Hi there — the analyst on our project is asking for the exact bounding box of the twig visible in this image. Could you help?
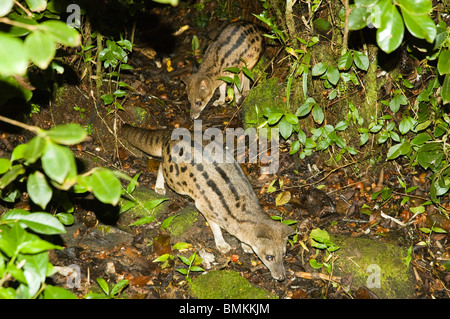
[0,115,42,135]
[295,271,341,283]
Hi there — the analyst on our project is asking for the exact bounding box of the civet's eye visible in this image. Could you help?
[196,101,202,107]
[266,255,274,261]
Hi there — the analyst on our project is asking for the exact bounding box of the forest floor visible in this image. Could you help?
[1,2,449,299]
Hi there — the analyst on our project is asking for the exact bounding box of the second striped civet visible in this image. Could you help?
[121,124,295,281]
[183,21,263,119]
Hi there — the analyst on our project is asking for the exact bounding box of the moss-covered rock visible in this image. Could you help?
[167,205,199,237]
[191,270,277,299]
[118,186,169,226]
[242,77,285,130]
[334,236,415,299]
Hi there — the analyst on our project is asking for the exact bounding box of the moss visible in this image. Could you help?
[242,77,285,130]
[118,186,169,226]
[191,270,278,299]
[167,205,199,237]
[131,106,148,124]
[333,236,415,299]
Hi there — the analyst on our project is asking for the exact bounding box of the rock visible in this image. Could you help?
[333,236,415,299]
[191,270,277,299]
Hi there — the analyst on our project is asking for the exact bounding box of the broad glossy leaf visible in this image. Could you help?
[41,142,71,184]
[89,169,122,205]
[397,0,432,15]
[400,8,436,43]
[312,104,324,124]
[27,171,52,209]
[376,1,404,53]
[25,0,47,12]
[279,117,293,139]
[47,123,87,145]
[24,30,56,69]
[0,0,13,17]
[387,141,411,159]
[2,209,66,235]
[24,136,47,164]
[0,158,11,174]
[442,74,450,104]
[353,51,369,71]
[338,51,353,70]
[0,164,25,190]
[438,50,450,75]
[43,285,78,299]
[40,20,80,46]
[0,33,28,75]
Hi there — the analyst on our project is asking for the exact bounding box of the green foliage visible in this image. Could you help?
[0,0,81,105]
[0,122,127,299]
[85,278,129,299]
[348,0,436,53]
[153,242,204,282]
[309,229,340,273]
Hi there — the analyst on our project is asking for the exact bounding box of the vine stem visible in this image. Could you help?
[0,115,42,135]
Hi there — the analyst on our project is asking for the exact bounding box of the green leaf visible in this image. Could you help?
[25,0,47,12]
[312,62,327,76]
[353,51,369,71]
[24,30,56,69]
[348,5,370,30]
[0,164,25,189]
[27,171,52,209]
[312,104,324,124]
[267,112,284,125]
[89,169,122,205]
[400,7,436,43]
[56,212,74,226]
[2,209,66,235]
[437,49,450,74]
[11,144,27,162]
[0,33,28,75]
[190,266,205,272]
[376,0,404,53]
[173,242,192,250]
[389,93,408,112]
[0,158,11,174]
[129,216,156,226]
[0,0,14,17]
[309,259,323,269]
[442,74,450,104]
[296,97,316,117]
[43,285,77,299]
[285,113,299,125]
[41,142,72,184]
[24,136,47,164]
[101,94,114,105]
[176,268,188,275]
[338,51,353,70]
[153,253,170,263]
[96,278,109,295]
[19,238,61,254]
[110,280,129,296]
[399,116,416,134]
[40,20,80,46]
[179,255,191,266]
[326,65,340,85]
[387,141,411,160]
[279,117,293,139]
[47,123,87,145]
[411,133,431,145]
